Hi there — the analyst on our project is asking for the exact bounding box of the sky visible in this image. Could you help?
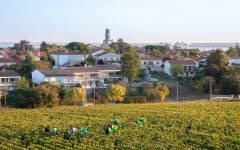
[0,0,240,43]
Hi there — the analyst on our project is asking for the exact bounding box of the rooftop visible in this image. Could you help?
[0,57,18,63]
[141,56,162,60]
[37,64,121,76]
[168,59,196,65]
[0,70,20,77]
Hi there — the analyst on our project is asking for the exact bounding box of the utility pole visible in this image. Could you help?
[93,87,96,105]
[209,77,212,101]
[84,77,87,102]
[176,81,179,102]
[4,82,6,107]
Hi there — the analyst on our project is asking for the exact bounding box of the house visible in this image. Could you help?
[228,57,240,66]
[51,49,104,67]
[94,52,121,63]
[33,51,48,61]
[163,59,199,77]
[0,57,17,66]
[32,64,122,88]
[0,70,21,91]
[141,56,163,71]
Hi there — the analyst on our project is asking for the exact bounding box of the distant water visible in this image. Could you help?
[0,42,232,51]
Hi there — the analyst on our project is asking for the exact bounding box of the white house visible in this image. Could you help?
[228,57,240,66]
[51,51,86,67]
[141,56,163,71]
[32,64,122,88]
[32,51,48,61]
[0,70,21,91]
[95,52,121,63]
[51,50,105,67]
[163,59,199,77]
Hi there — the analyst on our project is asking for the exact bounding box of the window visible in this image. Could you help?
[144,62,147,65]
[149,61,153,66]
[184,66,187,72]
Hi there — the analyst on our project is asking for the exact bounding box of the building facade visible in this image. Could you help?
[163,59,199,77]
[95,52,121,63]
[141,56,163,71]
[32,65,122,88]
[0,70,21,91]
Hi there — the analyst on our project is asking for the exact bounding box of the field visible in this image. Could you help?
[0,102,239,149]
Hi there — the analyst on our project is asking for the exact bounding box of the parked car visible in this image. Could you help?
[149,78,159,82]
[97,83,108,89]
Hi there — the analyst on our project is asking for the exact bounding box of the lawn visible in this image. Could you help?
[0,102,239,149]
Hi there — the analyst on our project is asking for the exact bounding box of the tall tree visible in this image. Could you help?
[65,42,90,53]
[40,41,49,52]
[206,49,228,82]
[110,38,131,54]
[19,52,37,79]
[121,48,141,85]
[12,40,33,55]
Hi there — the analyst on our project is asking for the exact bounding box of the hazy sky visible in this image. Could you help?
[0,0,240,43]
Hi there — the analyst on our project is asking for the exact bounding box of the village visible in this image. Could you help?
[0,29,239,106]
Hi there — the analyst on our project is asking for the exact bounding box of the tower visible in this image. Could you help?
[102,29,112,48]
[105,29,110,41]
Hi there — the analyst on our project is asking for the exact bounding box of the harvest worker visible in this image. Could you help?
[52,128,60,135]
[136,118,145,127]
[80,128,88,135]
[63,131,70,140]
[104,124,118,135]
[113,118,120,125]
[69,127,78,135]
[45,126,50,132]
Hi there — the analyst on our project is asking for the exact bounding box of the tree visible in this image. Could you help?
[12,40,33,55]
[145,82,170,102]
[19,52,36,79]
[29,85,59,108]
[110,39,131,54]
[220,67,240,94]
[171,64,183,77]
[121,48,141,85]
[84,55,95,65]
[64,87,86,103]
[65,42,90,53]
[206,49,228,82]
[40,41,49,52]
[226,47,238,57]
[14,77,29,90]
[105,84,126,103]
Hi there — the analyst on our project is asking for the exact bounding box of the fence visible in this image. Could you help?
[211,95,234,100]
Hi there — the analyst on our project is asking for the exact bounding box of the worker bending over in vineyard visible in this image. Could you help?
[45,126,50,133]
[69,127,78,135]
[52,127,60,135]
[136,118,145,127]
[104,123,118,135]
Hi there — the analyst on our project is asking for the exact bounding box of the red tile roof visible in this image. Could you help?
[33,51,48,58]
[141,56,162,60]
[168,59,196,65]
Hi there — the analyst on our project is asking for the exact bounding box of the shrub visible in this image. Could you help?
[124,96,146,104]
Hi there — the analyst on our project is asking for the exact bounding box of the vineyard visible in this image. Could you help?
[0,102,240,149]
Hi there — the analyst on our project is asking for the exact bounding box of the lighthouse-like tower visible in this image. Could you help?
[102,29,113,48]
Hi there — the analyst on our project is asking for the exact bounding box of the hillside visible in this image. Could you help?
[0,102,239,149]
